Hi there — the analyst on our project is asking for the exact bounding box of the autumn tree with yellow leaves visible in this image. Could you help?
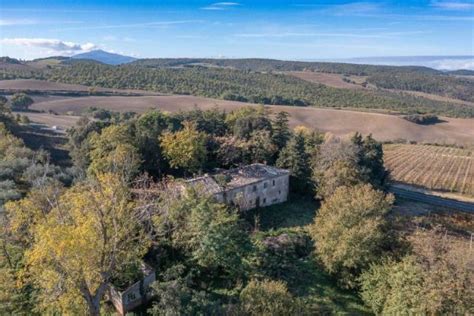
[160,121,207,174]
[19,173,150,315]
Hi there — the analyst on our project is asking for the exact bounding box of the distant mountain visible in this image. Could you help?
[71,50,136,65]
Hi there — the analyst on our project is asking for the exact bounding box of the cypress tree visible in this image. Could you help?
[276,131,311,192]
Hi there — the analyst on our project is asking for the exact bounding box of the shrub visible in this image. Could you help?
[149,265,221,316]
[403,114,440,125]
[10,93,34,111]
[239,279,300,316]
[252,230,312,281]
[19,115,30,124]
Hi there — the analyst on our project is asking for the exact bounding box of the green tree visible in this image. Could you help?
[88,124,141,180]
[276,131,311,192]
[309,184,394,288]
[315,159,365,199]
[160,121,207,173]
[312,134,388,199]
[134,110,171,176]
[247,130,277,164]
[0,95,8,113]
[176,107,227,136]
[67,117,107,173]
[293,125,324,152]
[215,136,247,168]
[0,123,34,206]
[272,111,290,151]
[360,229,474,315]
[153,188,252,280]
[19,115,30,124]
[351,133,388,190]
[239,279,300,316]
[359,256,425,315]
[225,106,265,130]
[149,264,220,316]
[187,193,251,279]
[10,93,34,111]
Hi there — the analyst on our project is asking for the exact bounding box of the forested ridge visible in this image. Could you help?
[131,57,441,75]
[367,71,474,102]
[1,57,473,117]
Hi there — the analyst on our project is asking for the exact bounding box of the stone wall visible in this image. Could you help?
[108,267,156,315]
[222,174,289,211]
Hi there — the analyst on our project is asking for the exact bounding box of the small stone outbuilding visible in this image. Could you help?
[108,263,155,315]
[184,163,290,211]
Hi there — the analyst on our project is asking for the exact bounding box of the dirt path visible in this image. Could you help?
[390,184,474,213]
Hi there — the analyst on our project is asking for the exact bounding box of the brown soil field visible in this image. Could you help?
[26,94,474,146]
[287,71,365,89]
[17,112,82,130]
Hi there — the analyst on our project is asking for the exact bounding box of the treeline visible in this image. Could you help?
[131,57,439,76]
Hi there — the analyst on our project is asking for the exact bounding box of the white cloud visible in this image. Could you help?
[323,2,382,15]
[431,58,474,70]
[1,38,98,55]
[0,19,83,26]
[102,35,136,42]
[234,31,427,39]
[58,20,203,31]
[103,35,117,41]
[201,2,240,10]
[431,1,474,10]
[0,19,37,26]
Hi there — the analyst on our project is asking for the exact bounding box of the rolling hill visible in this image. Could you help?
[1,57,473,118]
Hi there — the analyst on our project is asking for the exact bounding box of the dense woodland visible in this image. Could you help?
[1,94,472,315]
[1,57,473,118]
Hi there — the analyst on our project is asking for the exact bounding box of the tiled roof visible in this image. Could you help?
[184,163,288,193]
[185,175,223,195]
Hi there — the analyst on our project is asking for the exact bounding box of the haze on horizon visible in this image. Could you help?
[1,0,473,69]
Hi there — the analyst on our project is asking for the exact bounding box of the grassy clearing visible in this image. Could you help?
[291,260,372,315]
[246,194,371,315]
[245,193,318,231]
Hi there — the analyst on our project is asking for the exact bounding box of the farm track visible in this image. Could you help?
[390,186,474,213]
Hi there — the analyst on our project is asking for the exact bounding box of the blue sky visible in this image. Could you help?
[0,0,473,60]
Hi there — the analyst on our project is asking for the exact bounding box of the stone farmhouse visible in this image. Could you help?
[108,164,289,314]
[183,163,290,211]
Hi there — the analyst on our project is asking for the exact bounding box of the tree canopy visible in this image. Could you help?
[309,184,394,288]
